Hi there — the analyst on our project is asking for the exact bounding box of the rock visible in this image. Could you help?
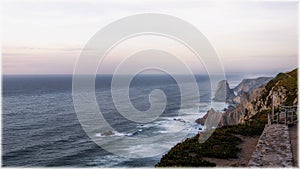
[248,124,293,167]
[174,118,186,123]
[102,130,113,136]
[195,108,223,128]
[213,80,235,103]
[233,77,272,96]
[216,68,297,126]
[195,112,208,125]
[210,77,272,126]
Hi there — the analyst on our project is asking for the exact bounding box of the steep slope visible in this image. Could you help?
[232,77,272,104]
[198,68,298,126]
[213,80,235,103]
[225,68,298,125]
[234,77,272,96]
[213,77,272,104]
[157,68,298,167]
[242,68,298,121]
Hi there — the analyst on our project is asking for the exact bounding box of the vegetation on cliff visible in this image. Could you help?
[156,68,298,167]
[156,109,269,167]
[247,68,298,120]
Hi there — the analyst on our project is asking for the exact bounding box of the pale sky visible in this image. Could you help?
[2,0,298,74]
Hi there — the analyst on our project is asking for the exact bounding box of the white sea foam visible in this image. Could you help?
[96,102,209,160]
[95,131,133,137]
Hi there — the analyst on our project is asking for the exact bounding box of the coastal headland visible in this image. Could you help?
[156,68,298,167]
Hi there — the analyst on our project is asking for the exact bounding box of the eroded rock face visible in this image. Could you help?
[196,68,298,127]
[213,77,272,105]
[243,69,298,121]
[198,84,266,127]
[195,112,208,125]
[231,77,272,105]
[213,80,235,103]
[195,108,224,127]
[233,77,272,96]
[206,78,272,126]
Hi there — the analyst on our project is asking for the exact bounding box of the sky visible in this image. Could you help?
[2,0,299,75]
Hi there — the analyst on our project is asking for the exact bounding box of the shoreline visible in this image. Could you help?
[156,68,298,167]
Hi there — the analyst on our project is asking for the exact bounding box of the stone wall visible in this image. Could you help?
[248,124,293,167]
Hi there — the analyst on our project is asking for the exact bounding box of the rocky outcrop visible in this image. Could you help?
[213,80,235,103]
[199,77,272,126]
[241,68,298,122]
[232,77,272,104]
[195,108,224,128]
[195,112,208,125]
[213,77,272,104]
[198,84,267,127]
[196,108,242,127]
[234,77,272,96]
[197,68,298,127]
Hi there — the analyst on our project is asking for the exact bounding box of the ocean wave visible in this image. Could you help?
[95,131,133,137]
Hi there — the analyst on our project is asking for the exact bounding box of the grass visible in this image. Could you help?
[222,109,269,136]
[258,68,297,106]
[155,109,269,167]
[155,130,241,167]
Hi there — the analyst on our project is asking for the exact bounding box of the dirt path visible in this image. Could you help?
[288,124,298,167]
[203,135,259,167]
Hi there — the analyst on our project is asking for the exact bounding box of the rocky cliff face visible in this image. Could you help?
[234,77,272,96]
[213,77,272,104]
[241,68,298,122]
[232,77,272,104]
[197,68,298,127]
[213,80,235,103]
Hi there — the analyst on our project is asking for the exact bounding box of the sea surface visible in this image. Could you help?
[2,73,271,167]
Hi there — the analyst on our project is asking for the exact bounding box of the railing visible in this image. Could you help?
[268,105,298,125]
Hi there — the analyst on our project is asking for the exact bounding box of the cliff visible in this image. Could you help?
[213,77,272,104]
[198,68,298,126]
[233,77,272,96]
[157,68,298,167]
[242,68,298,121]
[213,80,235,103]
[232,77,272,104]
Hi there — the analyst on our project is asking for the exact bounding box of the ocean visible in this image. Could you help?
[2,73,265,167]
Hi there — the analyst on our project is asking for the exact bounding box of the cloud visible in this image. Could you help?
[2,1,298,74]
